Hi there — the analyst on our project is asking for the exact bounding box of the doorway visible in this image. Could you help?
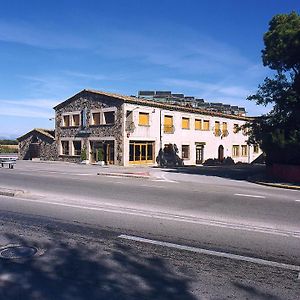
[196,144,204,164]
[218,145,224,162]
[29,143,40,159]
[90,141,115,164]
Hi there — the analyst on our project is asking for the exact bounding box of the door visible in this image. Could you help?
[218,145,224,162]
[196,145,204,164]
[29,143,40,159]
[129,141,155,164]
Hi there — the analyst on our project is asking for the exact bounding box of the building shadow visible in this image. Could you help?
[232,281,281,300]
[158,164,266,181]
[0,231,197,300]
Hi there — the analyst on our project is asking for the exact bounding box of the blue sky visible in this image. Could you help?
[0,0,299,138]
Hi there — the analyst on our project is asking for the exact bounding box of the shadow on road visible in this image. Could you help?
[232,282,281,300]
[160,164,266,181]
[0,232,196,300]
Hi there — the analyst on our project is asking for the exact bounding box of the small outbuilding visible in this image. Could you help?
[17,128,57,160]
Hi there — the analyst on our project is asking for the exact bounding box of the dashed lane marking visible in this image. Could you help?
[234,193,266,199]
[118,234,300,274]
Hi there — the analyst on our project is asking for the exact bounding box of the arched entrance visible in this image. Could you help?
[218,145,224,162]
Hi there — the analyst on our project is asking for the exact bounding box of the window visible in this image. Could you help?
[203,120,210,131]
[61,141,69,155]
[233,124,239,133]
[92,112,101,125]
[222,122,228,136]
[129,141,154,163]
[214,121,221,136]
[164,115,174,133]
[195,119,202,130]
[73,141,81,156]
[63,115,70,127]
[182,145,190,159]
[253,144,259,153]
[182,117,190,129]
[241,145,248,156]
[232,145,239,157]
[138,112,149,126]
[103,111,115,124]
[72,114,80,126]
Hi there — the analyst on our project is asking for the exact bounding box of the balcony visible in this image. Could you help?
[214,129,222,137]
[125,121,135,133]
[163,125,175,134]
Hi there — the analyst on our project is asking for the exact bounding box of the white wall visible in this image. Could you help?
[123,103,261,166]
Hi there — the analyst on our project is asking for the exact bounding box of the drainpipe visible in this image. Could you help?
[159,109,162,149]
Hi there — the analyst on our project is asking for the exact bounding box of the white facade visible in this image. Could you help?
[122,103,261,166]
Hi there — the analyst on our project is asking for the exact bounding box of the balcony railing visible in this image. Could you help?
[222,129,229,137]
[214,129,222,137]
[125,121,135,133]
[163,125,175,134]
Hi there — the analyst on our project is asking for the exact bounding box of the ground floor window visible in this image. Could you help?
[61,141,69,155]
[181,145,190,159]
[241,145,248,156]
[129,141,154,163]
[232,145,239,157]
[73,141,81,156]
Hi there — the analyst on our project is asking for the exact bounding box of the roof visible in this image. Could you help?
[54,89,251,121]
[17,128,55,141]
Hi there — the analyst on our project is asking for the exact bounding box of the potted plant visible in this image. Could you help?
[97,147,105,166]
[80,146,88,164]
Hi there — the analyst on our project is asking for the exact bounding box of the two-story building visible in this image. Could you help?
[18,89,261,165]
[54,89,261,165]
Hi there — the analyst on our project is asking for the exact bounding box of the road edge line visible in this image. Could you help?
[118,234,300,272]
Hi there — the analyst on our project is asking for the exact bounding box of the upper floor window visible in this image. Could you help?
[233,124,239,133]
[164,115,174,133]
[103,111,115,125]
[182,117,190,129]
[253,144,259,153]
[195,119,202,130]
[63,115,70,127]
[138,112,149,126]
[72,114,80,126]
[214,121,221,136]
[203,120,210,131]
[222,122,228,136]
[92,112,101,125]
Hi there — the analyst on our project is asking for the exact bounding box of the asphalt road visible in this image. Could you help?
[0,161,300,299]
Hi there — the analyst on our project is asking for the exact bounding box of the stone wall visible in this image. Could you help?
[55,91,124,165]
[18,132,58,161]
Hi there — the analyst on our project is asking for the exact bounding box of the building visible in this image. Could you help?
[18,89,261,165]
[18,128,57,160]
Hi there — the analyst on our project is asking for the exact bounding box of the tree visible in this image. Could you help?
[247,11,300,165]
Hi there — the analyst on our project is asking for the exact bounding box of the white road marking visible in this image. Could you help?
[234,193,266,199]
[152,174,177,183]
[3,195,300,239]
[105,175,124,179]
[295,200,300,202]
[119,234,300,272]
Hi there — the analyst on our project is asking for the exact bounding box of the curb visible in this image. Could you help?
[97,172,150,179]
[0,188,24,197]
[252,181,300,190]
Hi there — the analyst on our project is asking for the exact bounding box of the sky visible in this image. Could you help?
[0,0,299,138]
